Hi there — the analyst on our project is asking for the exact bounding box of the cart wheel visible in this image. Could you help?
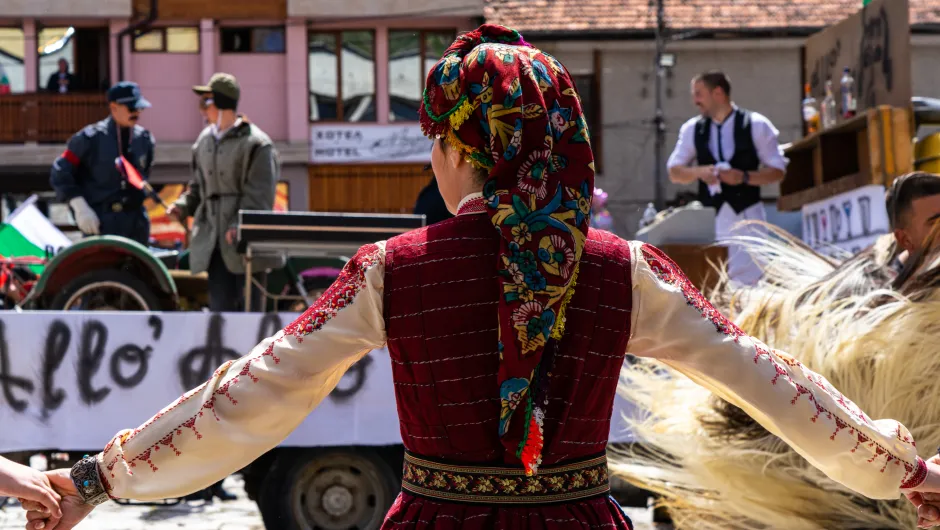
[279,276,335,312]
[50,269,162,311]
[257,449,398,530]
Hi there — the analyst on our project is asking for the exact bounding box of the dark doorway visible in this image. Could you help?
[73,27,110,91]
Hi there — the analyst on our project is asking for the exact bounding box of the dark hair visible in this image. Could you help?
[886,172,940,229]
[693,71,732,97]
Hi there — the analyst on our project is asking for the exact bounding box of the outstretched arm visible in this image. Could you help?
[70,243,387,505]
[626,241,927,500]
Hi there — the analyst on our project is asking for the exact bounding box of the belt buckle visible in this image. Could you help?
[111,203,123,213]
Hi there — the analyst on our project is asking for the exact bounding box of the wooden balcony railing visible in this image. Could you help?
[0,93,109,144]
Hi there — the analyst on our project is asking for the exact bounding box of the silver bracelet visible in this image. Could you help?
[70,455,111,506]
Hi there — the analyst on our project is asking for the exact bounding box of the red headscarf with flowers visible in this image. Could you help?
[420,25,595,475]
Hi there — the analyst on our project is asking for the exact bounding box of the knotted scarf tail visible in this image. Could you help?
[518,391,545,476]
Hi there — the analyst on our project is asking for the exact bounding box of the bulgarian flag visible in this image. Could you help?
[0,195,72,274]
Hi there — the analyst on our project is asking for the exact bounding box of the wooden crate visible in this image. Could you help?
[777,105,913,212]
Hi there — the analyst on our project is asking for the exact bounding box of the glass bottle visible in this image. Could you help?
[821,80,837,129]
[840,67,856,119]
[802,83,820,134]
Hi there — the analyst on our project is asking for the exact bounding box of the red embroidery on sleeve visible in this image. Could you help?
[99,471,113,497]
[639,243,920,484]
[640,244,746,341]
[901,457,928,489]
[158,433,181,456]
[284,245,381,339]
[105,244,382,478]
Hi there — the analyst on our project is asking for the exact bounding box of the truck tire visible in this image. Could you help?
[50,269,162,311]
[257,448,399,530]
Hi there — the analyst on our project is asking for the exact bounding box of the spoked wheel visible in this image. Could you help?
[63,281,150,310]
[258,449,399,530]
[50,270,162,311]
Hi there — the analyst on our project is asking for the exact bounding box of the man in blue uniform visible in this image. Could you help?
[50,81,156,246]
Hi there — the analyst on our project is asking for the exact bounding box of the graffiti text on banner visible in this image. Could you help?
[0,312,639,452]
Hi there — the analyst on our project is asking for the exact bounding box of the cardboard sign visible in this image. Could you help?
[804,0,911,123]
[801,184,890,256]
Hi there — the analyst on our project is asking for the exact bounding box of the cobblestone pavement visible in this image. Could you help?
[0,477,669,530]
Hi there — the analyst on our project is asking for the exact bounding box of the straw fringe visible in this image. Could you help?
[612,222,940,530]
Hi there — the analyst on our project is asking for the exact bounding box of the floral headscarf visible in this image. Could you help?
[420,24,595,475]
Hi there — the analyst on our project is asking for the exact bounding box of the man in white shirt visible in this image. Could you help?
[667,70,788,284]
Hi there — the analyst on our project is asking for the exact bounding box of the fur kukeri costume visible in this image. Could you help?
[612,222,940,530]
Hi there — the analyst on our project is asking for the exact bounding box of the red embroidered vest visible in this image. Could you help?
[384,212,633,466]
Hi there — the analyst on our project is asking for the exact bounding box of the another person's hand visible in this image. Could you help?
[907,491,940,528]
[906,456,940,528]
[165,204,182,223]
[68,197,99,236]
[718,168,745,186]
[0,458,60,520]
[226,227,237,245]
[23,469,93,530]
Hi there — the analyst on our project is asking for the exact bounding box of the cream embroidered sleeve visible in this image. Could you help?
[625,241,926,500]
[89,242,388,501]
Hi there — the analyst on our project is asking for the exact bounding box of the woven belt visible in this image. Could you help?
[402,452,610,505]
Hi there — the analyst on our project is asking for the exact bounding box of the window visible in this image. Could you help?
[388,30,454,122]
[308,31,376,122]
[0,28,26,94]
[38,27,74,92]
[221,26,285,54]
[572,72,602,172]
[133,27,200,53]
[133,30,163,52]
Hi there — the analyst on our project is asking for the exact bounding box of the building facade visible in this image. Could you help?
[1,0,938,238]
[0,0,482,225]
[488,0,940,235]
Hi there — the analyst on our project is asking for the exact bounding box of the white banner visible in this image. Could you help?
[0,312,638,453]
[801,185,890,256]
[310,124,432,164]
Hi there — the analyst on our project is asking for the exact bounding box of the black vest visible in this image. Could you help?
[694,108,761,214]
